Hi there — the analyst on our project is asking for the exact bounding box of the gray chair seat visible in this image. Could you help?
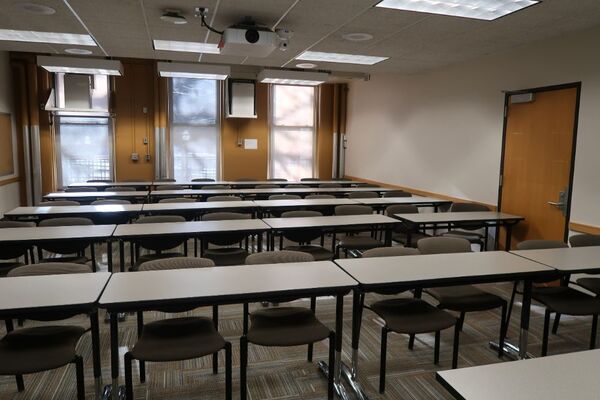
[0,325,86,374]
[40,256,88,265]
[441,230,484,242]
[247,307,330,347]
[392,232,430,248]
[533,288,600,316]
[203,248,249,266]
[426,285,505,312]
[576,278,600,295]
[132,252,184,270]
[338,236,382,250]
[283,245,334,261]
[370,298,457,334]
[0,262,24,277]
[131,317,225,362]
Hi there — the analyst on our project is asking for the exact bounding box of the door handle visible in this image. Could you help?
[547,201,565,207]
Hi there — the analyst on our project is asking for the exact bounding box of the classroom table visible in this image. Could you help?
[262,214,398,253]
[511,246,600,274]
[98,261,357,400]
[436,348,600,400]
[254,198,359,217]
[43,191,150,204]
[68,181,153,191]
[355,196,452,212]
[0,224,116,271]
[394,211,524,250]
[335,251,556,400]
[178,180,357,188]
[4,204,143,221]
[0,272,112,393]
[112,219,270,271]
[141,200,258,217]
[149,187,396,201]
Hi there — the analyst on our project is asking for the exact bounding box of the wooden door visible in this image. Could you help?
[499,84,580,247]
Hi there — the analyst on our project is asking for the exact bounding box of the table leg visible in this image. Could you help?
[102,312,121,400]
[384,225,392,247]
[119,240,125,273]
[107,240,113,273]
[505,224,514,251]
[257,231,263,252]
[90,311,102,394]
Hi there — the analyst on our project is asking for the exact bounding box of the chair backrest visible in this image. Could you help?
[281,210,322,218]
[87,179,113,183]
[245,250,314,265]
[569,234,600,247]
[305,194,335,199]
[104,186,136,192]
[255,184,280,189]
[0,221,35,260]
[285,184,309,188]
[202,212,251,245]
[38,200,81,206]
[417,237,472,254]
[8,262,92,276]
[155,178,176,182]
[269,194,301,200]
[267,178,287,182]
[280,210,323,243]
[134,215,187,251]
[156,185,184,191]
[91,199,131,205]
[385,204,419,233]
[335,204,373,216]
[138,256,215,271]
[355,183,379,188]
[319,183,341,188]
[191,178,215,182]
[347,191,379,199]
[38,217,94,254]
[516,240,568,250]
[202,185,230,190]
[64,187,97,192]
[383,190,412,198]
[158,197,196,203]
[362,246,420,257]
[206,195,242,202]
[300,178,320,182]
[450,202,490,212]
[39,217,93,227]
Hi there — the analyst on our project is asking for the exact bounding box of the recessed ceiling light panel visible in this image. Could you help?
[38,56,123,76]
[153,39,220,54]
[376,0,540,21]
[258,70,329,86]
[296,51,388,65]
[296,63,317,69]
[157,62,230,80]
[65,48,93,55]
[342,33,373,42]
[0,29,96,45]
[13,2,56,15]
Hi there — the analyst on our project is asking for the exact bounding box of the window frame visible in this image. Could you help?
[268,84,318,180]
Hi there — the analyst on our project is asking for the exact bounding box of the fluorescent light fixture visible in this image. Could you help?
[153,39,220,54]
[376,0,539,21]
[296,51,388,65]
[0,29,96,46]
[37,56,123,76]
[157,62,230,80]
[258,69,329,86]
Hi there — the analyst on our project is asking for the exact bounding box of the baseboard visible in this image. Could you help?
[569,222,600,235]
[0,176,19,187]
[344,175,497,210]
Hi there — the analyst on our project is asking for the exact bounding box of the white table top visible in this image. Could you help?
[44,191,149,199]
[180,180,356,187]
[113,219,270,238]
[142,201,257,212]
[263,214,398,229]
[99,261,357,309]
[150,187,394,196]
[437,349,600,400]
[356,196,451,206]
[394,211,524,224]
[511,246,600,273]
[336,251,554,289]
[6,204,143,216]
[0,272,111,315]
[254,198,359,208]
[0,224,116,242]
[69,181,152,188]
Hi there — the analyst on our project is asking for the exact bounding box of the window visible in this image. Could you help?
[170,78,220,181]
[54,73,113,186]
[270,85,316,181]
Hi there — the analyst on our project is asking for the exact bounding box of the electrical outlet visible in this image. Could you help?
[143,137,148,144]
[142,107,148,114]
[145,154,151,161]
[131,152,139,161]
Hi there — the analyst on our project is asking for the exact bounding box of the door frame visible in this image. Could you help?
[497,81,582,242]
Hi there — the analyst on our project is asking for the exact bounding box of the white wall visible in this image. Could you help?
[0,50,20,216]
[346,25,600,228]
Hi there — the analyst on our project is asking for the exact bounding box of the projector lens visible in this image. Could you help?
[245,29,259,43]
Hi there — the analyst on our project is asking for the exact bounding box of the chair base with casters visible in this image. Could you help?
[335,236,383,258]
[124,317,232,399]
[369,298,460,393]
[240,307,336,400]
[533,287,600,356]
[0,325,86,400]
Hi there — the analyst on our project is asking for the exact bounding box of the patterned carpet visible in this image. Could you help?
[0,242,596,400]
